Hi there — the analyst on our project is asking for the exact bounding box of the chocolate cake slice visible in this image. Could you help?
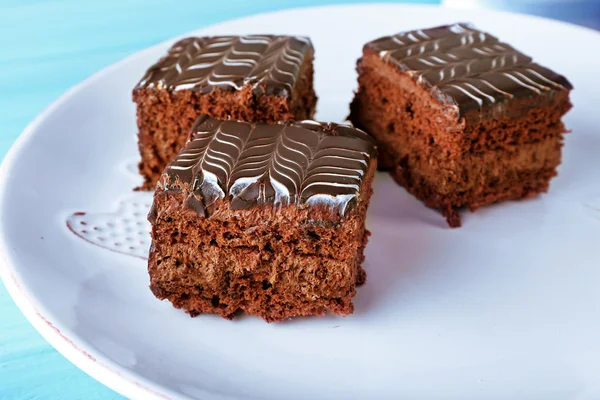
[349,23,572,227]
[133,35,317,189]
[148,116,377,322]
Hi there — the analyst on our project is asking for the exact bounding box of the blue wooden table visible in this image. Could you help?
[0,1,595,398]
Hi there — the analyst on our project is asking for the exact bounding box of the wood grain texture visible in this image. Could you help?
[0,0,436,398]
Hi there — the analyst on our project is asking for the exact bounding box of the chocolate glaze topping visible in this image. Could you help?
[159,116,376,217]
[366,23,573,116]
[136,35,312,97]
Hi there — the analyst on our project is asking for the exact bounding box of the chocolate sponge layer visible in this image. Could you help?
[148,161,375,322]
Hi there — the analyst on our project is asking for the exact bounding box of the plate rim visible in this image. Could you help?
[1,4,598,399]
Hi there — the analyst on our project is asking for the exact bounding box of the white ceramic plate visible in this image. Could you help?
[2,4,600,399]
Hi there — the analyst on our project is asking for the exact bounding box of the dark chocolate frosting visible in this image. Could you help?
[160,116,376,216]
[365,23,573,116]
[136,35,312,97]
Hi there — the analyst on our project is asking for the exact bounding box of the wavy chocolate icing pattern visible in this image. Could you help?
[243,36,309,95]
[136,35,311,97]
[366,23,572,115]
[161,116,376,216]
